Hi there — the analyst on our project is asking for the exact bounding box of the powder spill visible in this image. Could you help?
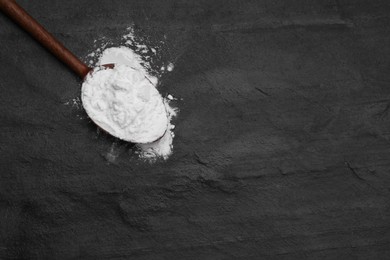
[167,63,175,72]
[137,101,178,160]
[84,31,178,161]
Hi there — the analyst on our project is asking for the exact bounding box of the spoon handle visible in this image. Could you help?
[0,0,90,78]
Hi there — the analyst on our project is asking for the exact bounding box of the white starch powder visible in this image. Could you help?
[81,65,168,144]
[83,45,177,160]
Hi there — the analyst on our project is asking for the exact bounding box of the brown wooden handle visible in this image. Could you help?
[0,0,91,78]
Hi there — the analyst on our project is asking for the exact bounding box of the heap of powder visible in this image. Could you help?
[86,44,178,161]
[81,65,168,144]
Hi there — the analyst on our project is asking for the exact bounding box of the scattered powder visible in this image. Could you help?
[123,27,136,42]
[64,96,82,109]
[167,63,175,72]
[81,65,168,144]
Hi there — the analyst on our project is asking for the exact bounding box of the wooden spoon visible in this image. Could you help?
[0,0,111,78]
[0,0,168,144]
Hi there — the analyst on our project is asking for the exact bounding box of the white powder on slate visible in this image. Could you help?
[167,63,175,72]
[83,43,178,160]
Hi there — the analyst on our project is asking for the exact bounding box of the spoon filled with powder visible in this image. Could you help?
[0,0,168,143]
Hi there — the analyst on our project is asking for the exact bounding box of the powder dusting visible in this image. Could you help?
[84,28,177,161]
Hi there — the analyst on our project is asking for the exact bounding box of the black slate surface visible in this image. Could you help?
[1,0,390,259]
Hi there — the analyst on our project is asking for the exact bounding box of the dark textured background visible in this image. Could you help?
[1,0,390,259]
